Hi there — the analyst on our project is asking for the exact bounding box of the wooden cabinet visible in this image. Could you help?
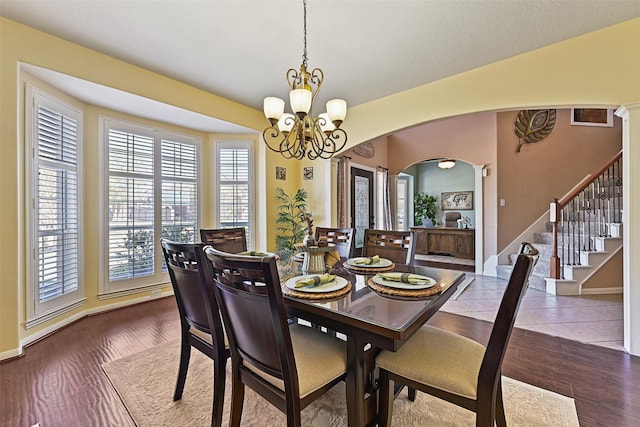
[411,227,475,259]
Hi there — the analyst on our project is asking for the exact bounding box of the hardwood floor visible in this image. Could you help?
[2,297,639,426]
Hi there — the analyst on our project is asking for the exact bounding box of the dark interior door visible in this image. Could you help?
[351,167,374,248]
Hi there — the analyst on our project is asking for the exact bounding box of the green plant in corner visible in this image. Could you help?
[414,192,438,226]
[275,187,312,251]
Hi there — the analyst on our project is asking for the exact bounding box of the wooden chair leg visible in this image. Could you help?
[229,373,245,427]
[173,336,191,401]
[285,401,303,427]
[495,378,507,427]
[211,357,227,427]
[408,387,417,401]
[378,369,394,427]
[475,394,495,427]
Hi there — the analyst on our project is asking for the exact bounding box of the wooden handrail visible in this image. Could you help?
[557,150,622,208]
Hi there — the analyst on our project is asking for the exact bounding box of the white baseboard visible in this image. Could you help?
[581,287,623,295]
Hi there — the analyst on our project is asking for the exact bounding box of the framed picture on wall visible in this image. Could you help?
[441,191,473,210]
[570,108,613,127]
[303,166,313,180]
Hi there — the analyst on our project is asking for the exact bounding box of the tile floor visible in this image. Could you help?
[440,273,625,352]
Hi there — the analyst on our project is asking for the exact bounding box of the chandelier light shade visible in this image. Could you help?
[438,159,456,169]
[262,0,347,160]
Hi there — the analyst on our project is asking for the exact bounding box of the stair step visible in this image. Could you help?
[496,264,546,292]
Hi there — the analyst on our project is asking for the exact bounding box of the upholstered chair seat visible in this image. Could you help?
[244,324,347,399]
[376,325,485,399]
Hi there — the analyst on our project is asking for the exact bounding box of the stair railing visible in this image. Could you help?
[550,150,623,279]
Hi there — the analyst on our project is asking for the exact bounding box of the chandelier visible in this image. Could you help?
[438,159,456,169]
[262,0,347,160]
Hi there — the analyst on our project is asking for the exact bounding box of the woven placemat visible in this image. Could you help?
[342,263,396,273]
[367,278,442,298]
[282,281,352,300]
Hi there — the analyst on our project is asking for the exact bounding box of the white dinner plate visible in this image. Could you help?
[345,257,393,268]
[372,274,437,290]
[285,275,348,293]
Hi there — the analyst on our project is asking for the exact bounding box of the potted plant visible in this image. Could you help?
[414,192,438,227]
[275,187,312,251]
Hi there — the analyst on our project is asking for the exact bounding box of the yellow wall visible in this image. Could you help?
[2,16,640,356]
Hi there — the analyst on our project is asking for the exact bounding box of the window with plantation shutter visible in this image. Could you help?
[103,118,199,294]
[215,141,254,247]
[26,86,83,323]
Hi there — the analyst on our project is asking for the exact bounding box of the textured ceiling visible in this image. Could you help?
[3,0,640,132]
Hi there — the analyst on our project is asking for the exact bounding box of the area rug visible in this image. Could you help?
[102,340,579,427]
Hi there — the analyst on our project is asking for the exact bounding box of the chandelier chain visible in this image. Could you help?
[302,0,308,67]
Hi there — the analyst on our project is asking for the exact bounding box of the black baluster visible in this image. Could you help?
[587,183,593,251]
[560,208,565,279]
[607,166,612,236]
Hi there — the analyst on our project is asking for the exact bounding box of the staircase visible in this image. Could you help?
[496,150,623,295]
[496,221,623,294]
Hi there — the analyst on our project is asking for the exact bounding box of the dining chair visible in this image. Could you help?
[200,227,247,253]
[315,227,355,259]
[361,228,416,265]
[203,246,348,427]
[160,239,229,427]
[375,242,539,427]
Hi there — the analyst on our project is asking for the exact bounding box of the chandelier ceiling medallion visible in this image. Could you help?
[438,159,456,169]
[262,0,347,160]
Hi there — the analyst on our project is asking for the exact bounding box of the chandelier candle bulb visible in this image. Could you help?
[318,113,335,133]
[290,88,312,116]
[278,114,295,134]
[326,99,347,125]
[264,97,285,124]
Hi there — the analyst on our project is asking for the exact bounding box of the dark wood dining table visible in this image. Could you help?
[280,260,466,427]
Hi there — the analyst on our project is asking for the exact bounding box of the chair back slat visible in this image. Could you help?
[362,229,416,264]
[200,227,247,254]
[315,227,355,259]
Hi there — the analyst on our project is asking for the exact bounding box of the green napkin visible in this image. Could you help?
[354,255,381,265]
[238,251,269,256]
[377,272,433,285]
[295,273,336,288]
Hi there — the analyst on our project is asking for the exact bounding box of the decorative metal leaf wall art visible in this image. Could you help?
[352,142,375,158]
[514,109,556,152]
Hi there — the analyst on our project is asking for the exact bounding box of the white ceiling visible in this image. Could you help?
[3,0,640,133]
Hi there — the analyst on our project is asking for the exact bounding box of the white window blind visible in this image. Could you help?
[107,129,155,281]
[104,119,199,292]
[215,141,253,246]
[161,139,198,242]
[28,87,83,322]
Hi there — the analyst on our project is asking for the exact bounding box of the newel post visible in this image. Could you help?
[550,199,561,279]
